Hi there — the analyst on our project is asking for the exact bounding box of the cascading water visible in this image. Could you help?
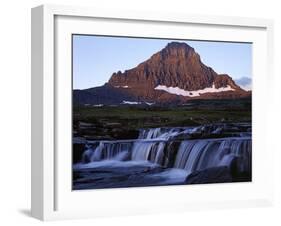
[81,141,133,163]
[74,124,252,189]
[173,138,251,175]
[78,124,251,183]
[131,141,166,164]
[138,127,191,140]
[138,128,162,139]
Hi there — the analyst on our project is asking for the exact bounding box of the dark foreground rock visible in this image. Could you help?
[185,166,233,184]
[73,164,169,190]
[229,156,252,182]
[73,143,86,163]
[185,160,251,185]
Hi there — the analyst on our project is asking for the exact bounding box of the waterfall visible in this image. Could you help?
[173,138,251,175]
[131,142,157,161]
[80,125,251,177]
[75,123,252,189]
[83,140,167,164]
[131,141,166,164]
[81,141,133,163]
[138,127,188,140]
[138,128,162,139]
[81,137,251,172]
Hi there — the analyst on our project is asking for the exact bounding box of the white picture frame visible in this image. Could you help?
[31,4,274,221]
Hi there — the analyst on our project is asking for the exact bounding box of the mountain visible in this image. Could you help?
[74,42,251,106]
[235,77,252,91]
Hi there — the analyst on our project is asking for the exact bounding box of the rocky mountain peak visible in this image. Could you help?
[149,42,199,64]
[108,41,223,91]
[75,41,249,106]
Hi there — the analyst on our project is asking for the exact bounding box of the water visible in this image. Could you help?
[74,124,252,189]
[173,138,251,175]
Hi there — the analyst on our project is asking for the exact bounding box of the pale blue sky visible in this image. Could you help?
[73,35,252,90]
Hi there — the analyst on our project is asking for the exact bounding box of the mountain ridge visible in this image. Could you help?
[74,42,250,106]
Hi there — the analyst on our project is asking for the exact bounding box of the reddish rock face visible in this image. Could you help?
[74,42,251,105]
[109,42,242,89]
[107,42,247,102]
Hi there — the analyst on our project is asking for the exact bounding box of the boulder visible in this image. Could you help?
[185,166,233,184]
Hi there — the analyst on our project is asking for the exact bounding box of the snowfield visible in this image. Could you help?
[154,83,235,97]
[122,101,155,105]
[122,101,141,105]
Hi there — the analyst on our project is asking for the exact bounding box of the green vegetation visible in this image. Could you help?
[74,106,251,127]
[73,98,251,140]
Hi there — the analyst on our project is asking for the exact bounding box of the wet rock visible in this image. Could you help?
[111,129,139,140]
[185,166,233,184]
[84,135,113,140]
[187,123,252,139]
[211,126,223,135]
[185,155,251,185]
[229,156,251,182]
[173,133,191,140]
[73,137,87,144]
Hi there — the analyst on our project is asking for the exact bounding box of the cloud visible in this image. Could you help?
[235,77,252,91]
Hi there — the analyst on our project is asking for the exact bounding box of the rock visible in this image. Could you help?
[173,133,191,140]
[211,126,223,134]
[185,155,251,185]
[109,42,241,92]
[79,121,96,129]
[73,143,86,163]
[83,135,113,140]
[73,136,87,144]
[105,122,122,128]
[111,129,139,140]
[185,166,233,184]
[229,156,251,182]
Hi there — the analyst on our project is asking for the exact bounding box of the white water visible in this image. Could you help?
[173,138,251,175]
[82,141,132,163]
[131,141,166,164]
[138,127,192,140]
[79,125,251,177]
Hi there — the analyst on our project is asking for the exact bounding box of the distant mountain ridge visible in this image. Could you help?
[74,42,251,106]
[235,77,252,91]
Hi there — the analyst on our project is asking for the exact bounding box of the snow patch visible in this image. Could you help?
[122,101,155,105]
[115,85,129,88]
[122,101,141,105]
[154,83,235,97]
[93,104,103,107]
[122,101,154,105]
